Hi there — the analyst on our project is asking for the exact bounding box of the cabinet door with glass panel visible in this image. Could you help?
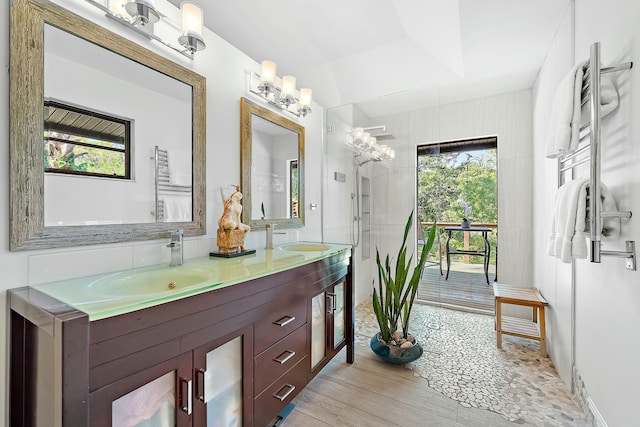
[90,326,252,427]
[192,326,254,427]
[310,279,347,377]
[90,353,193,427]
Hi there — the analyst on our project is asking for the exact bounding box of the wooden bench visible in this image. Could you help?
[493,283,549,357]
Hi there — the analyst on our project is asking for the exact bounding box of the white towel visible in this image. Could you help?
[545,61,620,159]
[161,194,191,222]
[167,149,192,186]
[548,179,621,263]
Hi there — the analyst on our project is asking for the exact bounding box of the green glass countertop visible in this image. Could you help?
[32,242,351,321]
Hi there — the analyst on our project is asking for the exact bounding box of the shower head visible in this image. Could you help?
[363,125,395,141]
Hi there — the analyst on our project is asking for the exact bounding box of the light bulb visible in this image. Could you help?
[281,75,296,98]
[260,60,276,86]
[299,88,312,107]
[181,2,203,37]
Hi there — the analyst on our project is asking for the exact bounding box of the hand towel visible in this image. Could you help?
[548,179,621,263]
[545,62,620,159]
[548,178,589,262]
[166,149,192,186]
[161,194,191,222]
[545,61,586,159]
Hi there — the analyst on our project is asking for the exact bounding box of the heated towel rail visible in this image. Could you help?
[557,42,635,270]
[153,145,192,222]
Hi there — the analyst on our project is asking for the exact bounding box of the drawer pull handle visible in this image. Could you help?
[179,377,192,415]
[273,315,295,327]
[273,383,296,401]
[327,293,336,312]
[273,350,296,364]
[196,368,205,402]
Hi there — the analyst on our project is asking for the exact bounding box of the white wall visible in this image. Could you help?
[368,90,534,306]
[1,0,323,423]
[532,3,575,387]
[533,0,640,424]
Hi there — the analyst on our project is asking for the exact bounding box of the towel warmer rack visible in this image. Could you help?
[152,145,192,222]
[557,42,635,270]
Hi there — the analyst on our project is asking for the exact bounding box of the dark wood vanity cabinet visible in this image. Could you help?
[9,250,353,427]
[310,279,348,379]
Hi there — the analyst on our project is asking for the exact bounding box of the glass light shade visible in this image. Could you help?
[260,60,277,86]
[352,127,364,140]
[181,1,203,37]
[281,75,296,98]
[108,0,128,17]
[299,88,312,107]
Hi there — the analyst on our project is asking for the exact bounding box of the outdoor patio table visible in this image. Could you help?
[444,226,492,285]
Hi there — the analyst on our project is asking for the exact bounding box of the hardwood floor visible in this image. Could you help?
[281,343,535,427]
[418,264,496,314]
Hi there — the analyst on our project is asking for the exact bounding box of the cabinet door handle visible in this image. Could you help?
[195,368,205,402]
[273,350,296,365]
[273,383,296,402]
[273,315,295,327]
[327,293,336,312]
[179,377,192,415]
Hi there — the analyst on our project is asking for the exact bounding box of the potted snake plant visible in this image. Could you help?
[371,211,436,364]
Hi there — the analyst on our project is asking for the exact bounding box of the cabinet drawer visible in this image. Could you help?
[254,325,307,394]
[254,357,307,427]
[254,299,307,354]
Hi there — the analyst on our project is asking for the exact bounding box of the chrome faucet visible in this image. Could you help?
[265,224,285,249]
[167,229,184,266]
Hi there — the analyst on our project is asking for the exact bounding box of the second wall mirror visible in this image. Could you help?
[240,97,305,229]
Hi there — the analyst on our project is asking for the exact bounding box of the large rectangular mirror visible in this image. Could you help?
[240,98,305,229]
[10,0,206,250]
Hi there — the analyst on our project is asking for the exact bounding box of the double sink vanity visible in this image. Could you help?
[10,243,354,426]
[8,0,348,426]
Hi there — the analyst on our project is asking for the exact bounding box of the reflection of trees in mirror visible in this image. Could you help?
[45,132,127,177]
[417,149,497,264]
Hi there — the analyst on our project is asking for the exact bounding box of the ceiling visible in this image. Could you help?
[179,0,570,118]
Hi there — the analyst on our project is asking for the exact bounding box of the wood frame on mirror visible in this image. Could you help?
[9,0,206,251]
[240,97,305,230]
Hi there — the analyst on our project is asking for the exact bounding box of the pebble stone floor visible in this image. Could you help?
[355,301,590,426]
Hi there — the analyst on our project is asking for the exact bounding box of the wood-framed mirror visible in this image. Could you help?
[10,0,206,251]
[240,97,305,230]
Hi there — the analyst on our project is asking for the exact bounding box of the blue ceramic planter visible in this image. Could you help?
[370,332,423,364]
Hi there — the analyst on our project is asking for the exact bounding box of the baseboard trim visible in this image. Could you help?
[572,366,606,427]
[587,397,608,427]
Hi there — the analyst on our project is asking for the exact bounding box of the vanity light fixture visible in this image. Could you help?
[257,60,277,96]
[250,60,313,117]
[124,0,159,26]
[298,88,313,117]
[178,1,206,54]
[280,75,297,108]
[347,127,395,163]
[86,0,206,59]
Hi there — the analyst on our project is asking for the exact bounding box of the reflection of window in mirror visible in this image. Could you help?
[288,159,298,218]
[44,99,131,179]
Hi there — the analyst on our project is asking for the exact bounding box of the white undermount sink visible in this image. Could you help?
[280,243,333,252]
[87,266,210,297]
